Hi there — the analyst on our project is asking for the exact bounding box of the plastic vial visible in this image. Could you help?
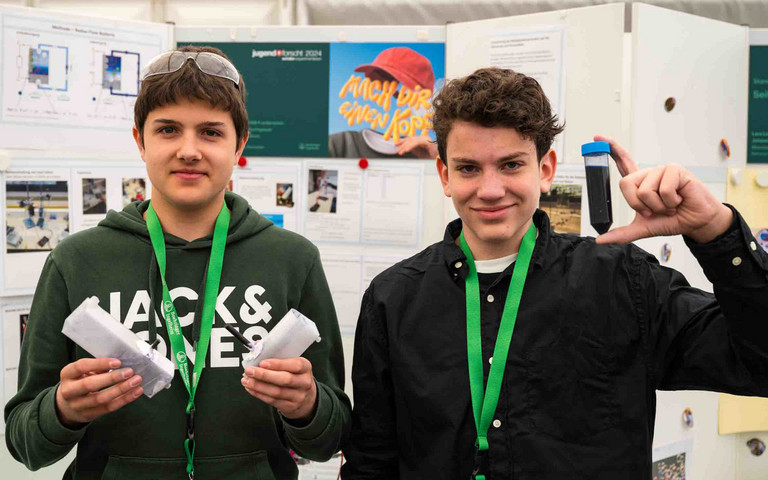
[581,141,613,234]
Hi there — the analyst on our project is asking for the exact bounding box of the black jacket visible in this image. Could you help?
[341,208,768,480]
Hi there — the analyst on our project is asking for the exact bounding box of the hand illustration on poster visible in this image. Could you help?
[328,43,445,159]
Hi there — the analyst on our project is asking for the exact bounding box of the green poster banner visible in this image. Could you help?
[180,42,330,157]
[748,45,768,164]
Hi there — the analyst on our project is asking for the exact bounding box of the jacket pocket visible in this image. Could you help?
[100,451,277,480]
[523,336,619,442]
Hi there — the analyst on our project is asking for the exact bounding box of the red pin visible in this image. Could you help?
[358,158,369,169]
[238,156,247,167]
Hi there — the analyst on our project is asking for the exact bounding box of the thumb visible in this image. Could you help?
[595,221,650,245]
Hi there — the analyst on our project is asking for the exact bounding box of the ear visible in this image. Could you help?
[539,149,558,193]
[436,157,451,197]
[132,126,146,162]
[235,132,250,161]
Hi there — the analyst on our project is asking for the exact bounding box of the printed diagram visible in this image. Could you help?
[9,41,70,119]
[88,48,140,118]
[5,181,70,253]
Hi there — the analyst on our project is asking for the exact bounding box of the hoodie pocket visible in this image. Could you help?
[100,451,277,480]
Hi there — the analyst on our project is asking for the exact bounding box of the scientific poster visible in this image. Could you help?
[234,161,302,232]
[71,167,150,232]
[297,452,344,480]
[361,164,423,245]
[3,168,69,294]
[319,252,362,334]
[0,5,172,152]
[180,41,444,159]
[748,45,768,164]
[304,161,362,243]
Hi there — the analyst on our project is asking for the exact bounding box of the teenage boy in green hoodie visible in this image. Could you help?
[5,46,350,480]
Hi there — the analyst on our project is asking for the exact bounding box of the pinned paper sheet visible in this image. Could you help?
[719,394,768,434]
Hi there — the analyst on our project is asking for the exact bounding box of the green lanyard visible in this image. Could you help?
[146,201,230,480]
[459,222,536,480]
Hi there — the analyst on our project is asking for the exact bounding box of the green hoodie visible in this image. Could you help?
[4,192,351,480]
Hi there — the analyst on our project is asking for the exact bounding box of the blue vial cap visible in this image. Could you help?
[581,141,611,156]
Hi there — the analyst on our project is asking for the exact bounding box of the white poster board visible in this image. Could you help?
[0,5,172,155]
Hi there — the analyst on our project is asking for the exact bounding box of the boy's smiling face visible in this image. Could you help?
[133,98,245,212]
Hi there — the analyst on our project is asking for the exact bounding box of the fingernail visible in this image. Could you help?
[245,367,254,376]
[122,369,134,379]
[109,360,121,368]
[134,388,143,398]
[130,376,142,387]
[240,377,248,386]
[260,360,271,368]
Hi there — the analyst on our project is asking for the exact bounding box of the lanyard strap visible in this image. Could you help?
[146,201,230,479]
[459,222,536,480]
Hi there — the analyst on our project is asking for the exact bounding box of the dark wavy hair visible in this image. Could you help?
[433,67,563,163]
[134,45,248,149]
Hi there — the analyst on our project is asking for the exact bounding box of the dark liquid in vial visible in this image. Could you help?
[585,165,612,234]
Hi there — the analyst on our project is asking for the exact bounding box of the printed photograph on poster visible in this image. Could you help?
[308,169,338,214]
[82,178,107,214]
[304,162,362,243]
[276,183,294,208]
[20,313,28,346]
[652,438,693,480]
[5,180,70,253]
[539,165,587,235]
[328,43,445,159]
[72,168,150,233]
[234,161,301,232]
[540,183,582,234]
[122,178,146,206]
[3,169,71,294]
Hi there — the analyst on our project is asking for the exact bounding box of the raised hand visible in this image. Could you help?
[395,135,438,159]
[55,358,143,428]
[594,135,733,245]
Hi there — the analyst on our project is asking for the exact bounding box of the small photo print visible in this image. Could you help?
[5,180,70,253]
[20,313,29,346]
[652,453,686,480]
[122,178,146,206]
[540,184,582,234]
[276,183,294,208]
[82,178,107,215]
[307,169,338,214]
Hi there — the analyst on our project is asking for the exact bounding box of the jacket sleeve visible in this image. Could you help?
[340,285,399,480]
[281,251,351,461]
[644,206,768,394]
[4,255,84,470]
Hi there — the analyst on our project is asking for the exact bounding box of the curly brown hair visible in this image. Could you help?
[134,45,249,149]
[433,67,563,163]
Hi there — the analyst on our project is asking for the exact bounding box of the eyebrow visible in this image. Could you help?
[151,119,227,128]
[452,151,530,164]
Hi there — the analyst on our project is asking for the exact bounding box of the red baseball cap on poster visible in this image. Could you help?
[354,47,435,92]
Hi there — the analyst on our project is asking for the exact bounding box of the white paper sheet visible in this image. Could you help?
[362,163,423,246]
[297,452,343,480]
[319,252,362,334]
[71,167,150,232]
[2,301,31,430]
[233,160,301,232]
[3,168,70,294]
[304,162,362,243]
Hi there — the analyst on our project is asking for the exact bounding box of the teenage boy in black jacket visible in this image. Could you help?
[341,67,768,480]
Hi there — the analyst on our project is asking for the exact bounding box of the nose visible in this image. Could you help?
[176,131,202,162]
[476,171,505,201]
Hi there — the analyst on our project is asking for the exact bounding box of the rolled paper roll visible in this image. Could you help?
[242,309,321,369]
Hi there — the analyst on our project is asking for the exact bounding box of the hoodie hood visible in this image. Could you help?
[98,191,272,248]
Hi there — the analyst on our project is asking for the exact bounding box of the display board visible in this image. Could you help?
[631,3,748,169]
[748,30,768,164]
[0,5,172,154]
[177,27,445,159]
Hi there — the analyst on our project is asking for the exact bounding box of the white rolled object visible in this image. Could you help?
[61,297,175,398]
[242,308,321,369]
